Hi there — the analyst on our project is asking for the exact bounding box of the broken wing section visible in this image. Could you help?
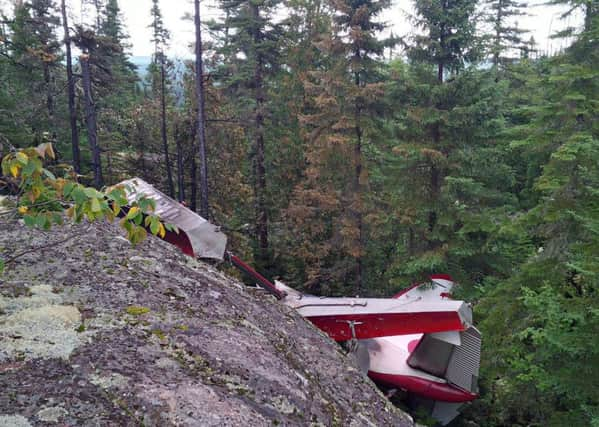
[119,178,227,260]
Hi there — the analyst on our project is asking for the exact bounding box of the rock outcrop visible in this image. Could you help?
[0,217,413,426]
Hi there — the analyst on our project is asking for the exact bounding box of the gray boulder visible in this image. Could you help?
[0,218,413,426]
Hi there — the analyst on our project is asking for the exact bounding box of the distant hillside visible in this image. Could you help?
[130,56,152,78]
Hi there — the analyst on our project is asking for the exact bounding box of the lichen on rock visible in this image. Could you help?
[0,218,413,426]
[0,285,82,362]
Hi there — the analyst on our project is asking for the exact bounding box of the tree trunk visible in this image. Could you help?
[353,67,364,292]
[61,0,81,174]
[428,26,446,248]
[190,118,198,211]
[160,57,175,197]
[194,0,209,217]
[80,53,103,189]
[251,3,269,269]
[42,62,55,141]
[493,2,502,68]
[585,1,596,32]
[428,104,442,247]
[135,119,147,180]
[175,121,185,202]
[354,121,364,292]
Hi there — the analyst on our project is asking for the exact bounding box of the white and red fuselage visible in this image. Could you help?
[276,276,480,402]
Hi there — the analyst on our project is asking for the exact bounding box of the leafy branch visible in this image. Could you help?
[0,143,174,274]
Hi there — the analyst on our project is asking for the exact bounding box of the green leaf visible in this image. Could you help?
[22,159,37,177]
[15,152,28,165]
[52,213,63,225]
[63,182,76,197]
[150,217,159,235]
[42,169,56,180]
[23,215,36,227]
[84,187,100,198]
[164,223,179,234]
[0,258,4,274]
[35,214,47,229]
[90,197,101,213]
[70,187,87,205]
[107,189,128,206]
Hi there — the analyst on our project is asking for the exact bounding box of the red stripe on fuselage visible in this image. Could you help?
[306,311,465,341]
[367,371,478,403]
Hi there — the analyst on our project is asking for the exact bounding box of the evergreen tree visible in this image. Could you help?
[474,12,599,425]
[376,0,490,287]
[215,0,284,273]
[96,0,137,99]
[286,0,391,293]
[485,0,530,68]
[7,0,61,144]
[409,0,480,81]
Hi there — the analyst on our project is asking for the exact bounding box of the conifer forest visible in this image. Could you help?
[0,0,598,425]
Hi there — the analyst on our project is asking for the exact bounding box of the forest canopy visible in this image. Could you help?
[0,0,597,425]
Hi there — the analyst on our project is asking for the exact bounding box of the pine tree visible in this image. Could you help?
[409,0,480,81]
[96,0,137,98]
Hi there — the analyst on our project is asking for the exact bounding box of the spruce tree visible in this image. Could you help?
[378,0,519,289]
[476,11,599,425]
[215,0,284,273]
[485,0,530,68]
[286,0,391,293]
[7,0,61,144]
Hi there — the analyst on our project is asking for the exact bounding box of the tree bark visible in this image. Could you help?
[354,120,364,292]
[353,66,364,292]
[160,57,175,197]
[493,1,502,68]
[135,118,147,180]
[175,121,185,202]
[61,0,81,174]
[190,118,197,211]
[80,53,103,188]
[194,0,209,217]
[42,62,55,140]
[428,23,446,247]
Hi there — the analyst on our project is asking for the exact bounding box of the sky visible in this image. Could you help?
[118,0,579,58]
[0,0,580,58]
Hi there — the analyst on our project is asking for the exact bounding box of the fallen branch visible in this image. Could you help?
[1,225,91,268]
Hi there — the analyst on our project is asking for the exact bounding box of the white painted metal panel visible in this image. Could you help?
[119,178,227,260]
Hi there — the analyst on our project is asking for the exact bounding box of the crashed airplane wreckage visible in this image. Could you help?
[120,178,481,425]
